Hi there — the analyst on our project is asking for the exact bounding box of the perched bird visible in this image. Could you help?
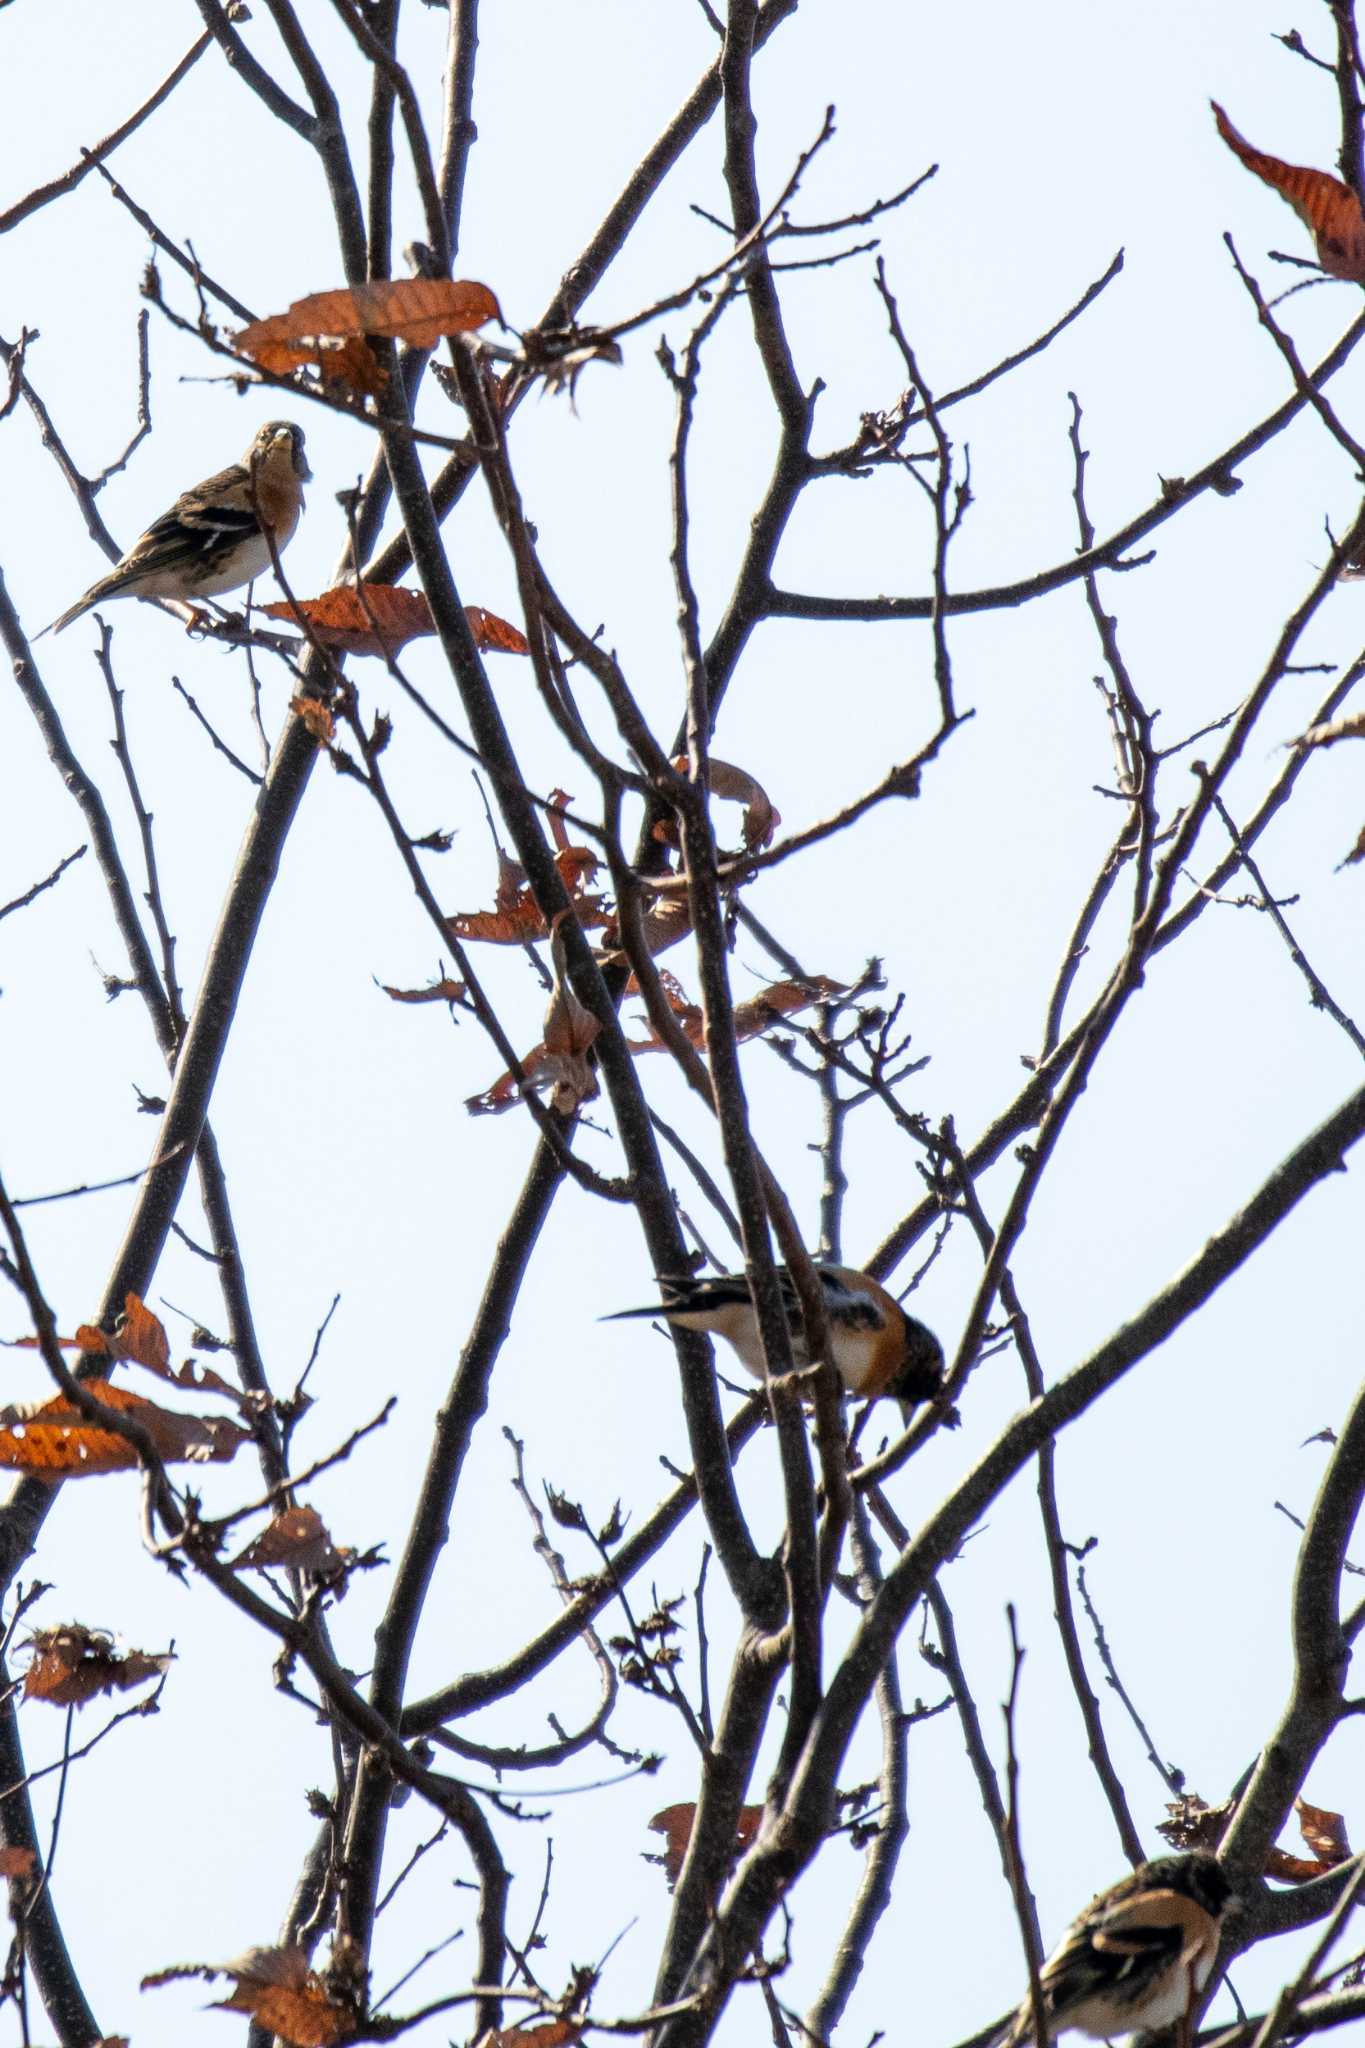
[1000,1852,1232,2047]
[605,1263,944,1416]
[47,421,310,635]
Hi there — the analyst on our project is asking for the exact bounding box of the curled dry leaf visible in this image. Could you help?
[627,974,846,1056]
[1213,102,1365,282]
[0,1379,248,1477]
[1157,1793,1232,1854]
[540,908,601,1114]
[232,1506,347,1575]
[381,977,467,1005]
[72,1292,169,1373]
[647,1801,763,1889]
[694,756,782,850]
[73,1292,252,1411]
[237,278,502,392]
[1159,1789,1352,1881]
[597,890,693,977]
[491,2023,581,2048]
[1296,1796,1352,1869]
[522,322,623,404]
[24,1624,172,1707]
[655,757,781,852]
[146,1945,356,2048]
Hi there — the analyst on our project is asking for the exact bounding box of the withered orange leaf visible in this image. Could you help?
[0,1379,247,1477]
[290,696,336,745]
[268,584,432,657]
[491,2023,580,2048]
[232,1506,347,1575]
[647,1802,763,1889]
[240,278,501,354]
[77,1293,170,1374]
[266,586,529,660]
[381,977,468,1005]
[1213,102,1365,282]
[24,1624,172,1707]
[466,605,530,654]
[146,1946,355,2048]
[0,1846,37,1879]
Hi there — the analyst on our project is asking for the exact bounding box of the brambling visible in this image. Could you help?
[606,1263,943,1417]
[1000,1852,1232,2046]
[47,421,310,635]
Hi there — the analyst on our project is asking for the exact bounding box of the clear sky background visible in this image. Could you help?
[3,2,1365,2044]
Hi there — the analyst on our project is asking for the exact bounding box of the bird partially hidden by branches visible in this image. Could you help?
[605,1263,943,1420]
[998,1852,1233,2048]
[44,420,310,636]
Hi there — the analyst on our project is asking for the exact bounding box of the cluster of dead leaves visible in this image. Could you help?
[145,1943,365,2048]
[646,1801,764,1889]
[1214,102,1365,283]
[0,1292,252,1478]
[22,1623,171,1708]
[236,278,502,397]
[0,1301,348,1585]
[1160,1791,1352,1881]
[262,584,529,663]
[467,967,842,1116]
[446,802,609,947]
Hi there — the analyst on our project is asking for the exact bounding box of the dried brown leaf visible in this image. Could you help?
[24,1624,171,1706]
[237,278,502,393]
[232,1506,346,1575]
[1214,102,1365,280]
[647,1801,763,1889]
[0,1379,247,1477]
[381,978,467,1005]
[1297,1796,1352,1868]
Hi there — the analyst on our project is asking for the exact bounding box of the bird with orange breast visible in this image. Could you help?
[46,420,310,636]
[606,1263,944,1420]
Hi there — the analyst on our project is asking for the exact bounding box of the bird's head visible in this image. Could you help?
[889,1311,945,1419]
[1145,1852,1234,1918]
[249,420,311,482]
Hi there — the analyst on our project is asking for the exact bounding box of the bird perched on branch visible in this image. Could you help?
[46,420,310,636]
[998,1852,1232,2047]
[605,1263,943,1418]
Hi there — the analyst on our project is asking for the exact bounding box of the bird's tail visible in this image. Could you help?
[601,1276,700,1323]
[47,570,127,637]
